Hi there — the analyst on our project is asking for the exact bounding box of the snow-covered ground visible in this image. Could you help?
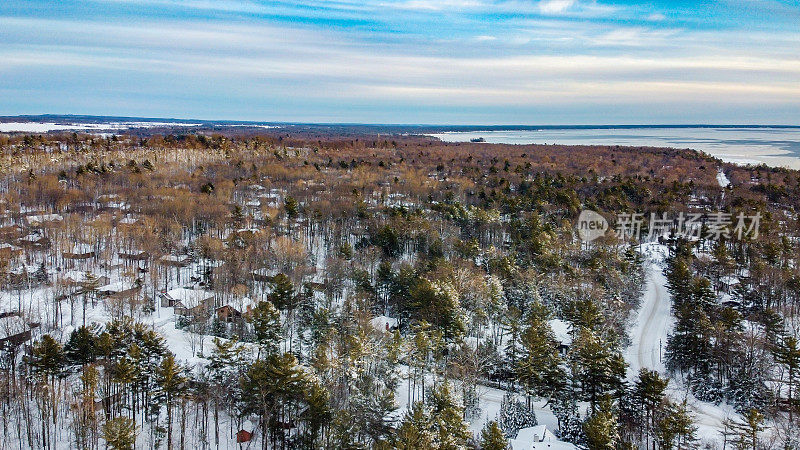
[717,170,731,188]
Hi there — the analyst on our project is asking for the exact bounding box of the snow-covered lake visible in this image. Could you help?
[430,126,800,169]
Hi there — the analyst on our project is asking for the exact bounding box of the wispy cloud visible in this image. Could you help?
[538,0,575,14]
[0,0,798,123]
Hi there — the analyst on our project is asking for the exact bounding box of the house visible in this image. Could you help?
[96,281,141,299]
[0,312,37,349]
[252,268,280,283]
[371,315,399,333]
[24,213,63,227]
[718,275,740,294]
[159,254,191,267]
[62,271,110,289]
[162,287,215,316]
[119,250,149,261]
[216,297,257,323]
[0,243,22,258]
[216,305,243,323]
[63,243,95,260]
[303,270,328,291]
[511,426,576,450]
[549,319,572,356]
[18,233,50,249]
[117,216,138,228]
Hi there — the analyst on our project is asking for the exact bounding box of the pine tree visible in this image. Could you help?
[65,324,100,366]
[154,353,187,450]
[773,335,800,421]
[497,392,537,439]
[480,420,508,450]
[28,334,65,382]
[571,328,626,411]
[395,402,435,450]
[102,417,136,450]
[429,382,471,449]
[250,300,282,355]
[269,273,296,310]
[733,409,764,450]
[655,400,696,450]
[583,396,619,450]
[240,352,311,450]
[516,301,565,405]
[634,368,669,448]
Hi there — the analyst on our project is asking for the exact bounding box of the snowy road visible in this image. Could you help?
[626,247,739,446]
[625,263,673,375]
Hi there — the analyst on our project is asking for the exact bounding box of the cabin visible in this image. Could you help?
[0,243,22,258]
[511,425,576,450]
[236,430,253,443]
[216,305,243,323]
[24,213,63,228]
[159,254,191,267]
[62,271,110,289]
[120,250,150,261]
[97,281,141,299]
[18,233,50,249]
[549,319,572,356]
[252,268,280,283]
[117,216,138,228]
[162,287,215,316]
[0,312,36,349]
[63,244,95,260]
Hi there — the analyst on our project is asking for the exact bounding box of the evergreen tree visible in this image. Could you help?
[516,302,565,405]
[571,328,626,411]
[240,352,312,450]
[633,368,669,448]
[583,396,619,450]
[655,400,696,450]
[497,392,537,439]
[429,382,471,449]
[65,324,100,367]
[28,334,65,382]
[773,335,800,421]
[480,420,508,450]
[250,300,282,355]
[269,273,296,310]
[395,402,435,450]
[733,409,764,450]
[154,353,187,450]
[102,417,136,450]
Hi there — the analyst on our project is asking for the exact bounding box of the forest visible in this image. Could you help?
[0,129,798,449]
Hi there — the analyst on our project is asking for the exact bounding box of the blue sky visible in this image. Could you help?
[1,0,798,124]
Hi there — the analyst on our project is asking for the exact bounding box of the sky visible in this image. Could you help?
[0,0,799,124]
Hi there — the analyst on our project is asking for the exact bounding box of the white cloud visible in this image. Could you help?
[647,13,666,21]
[538,0,575,14]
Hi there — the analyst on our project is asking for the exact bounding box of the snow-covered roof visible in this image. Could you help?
[97,281,137,293]
[511,426,576,450]
[62,270,102,283]
[0,315,30,339]
[118,216,138,225]
[160,254,190,263]
[165,288,214,307]
[253,268,280,278]
[26,213,63,224]
[371,315,398,332]
[548,319,572,346]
